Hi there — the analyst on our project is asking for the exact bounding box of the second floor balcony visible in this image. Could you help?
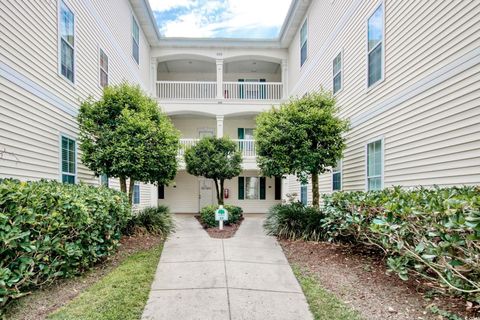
[154,56,286,102]
[178,139,257,158]
[156,81,283,101]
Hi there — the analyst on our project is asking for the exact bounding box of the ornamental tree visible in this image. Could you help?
[78,83,180,204]
[184,137,242,205]
[255,91,349,207]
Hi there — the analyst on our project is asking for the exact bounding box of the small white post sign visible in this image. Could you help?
[215,205,229,230]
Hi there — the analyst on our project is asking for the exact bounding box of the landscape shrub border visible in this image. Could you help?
[265,186,480,302]
[199,205,243,228]
[0,179,131,308]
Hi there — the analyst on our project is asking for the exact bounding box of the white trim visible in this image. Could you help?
[133,182,141,205]
[365,136,384,191]
[351,47,480,128]
[132,14,140,65]
[332,49,343,95]
[331,160,342,192]
[365,0,385,91]
[197,127,215,138]
[59,133,77,183]
[57,0,76,86]
[98,47,109,88]
[299,17,308,68]
[0,61,77,116]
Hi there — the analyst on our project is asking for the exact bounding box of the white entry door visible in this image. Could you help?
[199,178,214,210]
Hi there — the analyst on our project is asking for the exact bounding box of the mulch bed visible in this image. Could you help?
[5,232,163,320]
[279,239,478,320]
[195,215,244,238]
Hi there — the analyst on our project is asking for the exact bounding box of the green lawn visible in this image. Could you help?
[48,244,163,320]
[293,266,363,320]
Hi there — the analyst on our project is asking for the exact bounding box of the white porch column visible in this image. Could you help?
[150,58,157,97]
[216,59,224,99]
[216,115,224,138]
[281,59,288,99]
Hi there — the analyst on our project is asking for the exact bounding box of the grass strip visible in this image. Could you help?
[48,244,163,320]
[292,265,363,320]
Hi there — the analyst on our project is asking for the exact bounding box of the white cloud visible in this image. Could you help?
[149,0,193,12]
[150,0,292,38]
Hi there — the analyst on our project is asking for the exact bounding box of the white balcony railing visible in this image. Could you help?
[223,82,283,100]
[178,139,256,158]
[156,81,217,100]
[156,81,283,101]
[233,139,256,157]
[178,138,198,156]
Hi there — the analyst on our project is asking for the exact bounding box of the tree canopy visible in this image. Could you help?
[78,83,179,204]
[255,91,349,206]
[184,137,242,205]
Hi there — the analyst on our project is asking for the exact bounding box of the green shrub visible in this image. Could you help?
[322,186,480,301]
[264,202,325,241]
[199,205,243,227]
[0,179,131,308]
[125,206,174,236]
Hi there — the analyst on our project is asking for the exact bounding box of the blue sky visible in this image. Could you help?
[149,0,292,38]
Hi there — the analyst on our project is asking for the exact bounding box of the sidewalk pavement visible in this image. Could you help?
[142,214,313,320]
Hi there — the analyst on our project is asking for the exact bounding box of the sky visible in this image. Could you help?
[149,0,292,38]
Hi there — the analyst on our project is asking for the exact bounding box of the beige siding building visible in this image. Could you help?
[1,0,479,211]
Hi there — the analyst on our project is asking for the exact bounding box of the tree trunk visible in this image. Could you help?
[311,171,320,207]
[213,178,221,206]
[219,179,225,205]
[128,178,135,205]
[120,177,127,193]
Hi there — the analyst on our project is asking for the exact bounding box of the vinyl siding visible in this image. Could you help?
[286,0,480,196]
[0,0,153,208]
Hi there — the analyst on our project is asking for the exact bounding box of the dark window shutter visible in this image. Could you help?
[260,177,266,200]
[158,185,165,199]
[237,128,244,139]
[238,177,244,200]
[274,176,281,200]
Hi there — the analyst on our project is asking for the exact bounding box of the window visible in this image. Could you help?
[300,183,307,205]
[367,3,384,87]
[99,49,108,88]
[100,174,108,187]
[61,136,76,184]
[246,177,259,199]
[238,177,266,200]
[300,19,308,66]
[238,128,255,154]
[366,139,383,190]
[333,52,342,94]
[132,16,139,64]
[332,160,342,191]
[59,1,74,82]
[133,183,140,204]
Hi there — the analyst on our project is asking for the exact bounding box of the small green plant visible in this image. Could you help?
[124,206,174,237]
[199,205,243,228]
[428,305,464,320]
[264,202,326,241]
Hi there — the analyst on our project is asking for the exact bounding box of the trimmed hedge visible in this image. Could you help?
[200,205,243,227]
[265,186,480,301]
[0,179,131,307]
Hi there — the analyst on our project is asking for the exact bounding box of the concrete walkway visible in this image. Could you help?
[142,214,313,320]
